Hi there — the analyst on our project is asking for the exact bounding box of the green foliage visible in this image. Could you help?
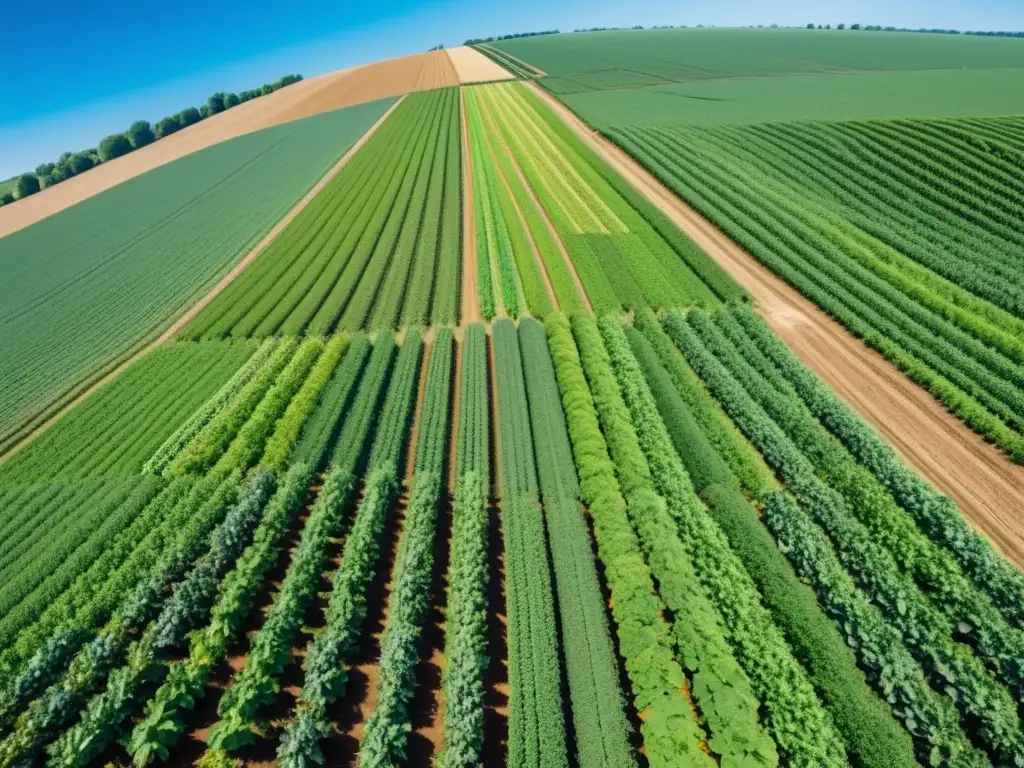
[730,305,1024,627]
[126,121,155,149]
[518,318,636,768]
[12,174,39,199]
[595,314,847,767]
[98,133,132,161]
[492,318,568,768]
[611,115,1024,461]
[667,309,1024,763]
[0,101,391,451]
[165,339,299,476]
[260,335,349,472]
[456,324,490,477]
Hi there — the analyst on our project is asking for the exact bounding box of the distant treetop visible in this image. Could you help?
[464,30,559,45]
[1,73,305,208]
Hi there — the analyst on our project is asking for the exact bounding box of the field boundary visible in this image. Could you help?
[0,96,405,466]
[525,81,1024,565]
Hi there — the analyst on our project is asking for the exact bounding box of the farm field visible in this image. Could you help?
[493,29,1024,464]
[0,98,395,453]
[181,89,463,337]
[463,82,743,320]
[0,48,502,241]
[3,27,1024,768]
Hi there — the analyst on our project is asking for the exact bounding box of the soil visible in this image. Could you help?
[459,89,482,325]
[527,82,1024,568]
[446,46,516,84]
[405,340,432,483]
[0,52,462,240]
[0,98,403,466]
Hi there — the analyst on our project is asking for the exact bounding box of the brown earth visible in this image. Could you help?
[0,51,463,240]
[0,98,403,465]
[460,89,482,325]
[446,46,516,84]
[527,82,1024,569]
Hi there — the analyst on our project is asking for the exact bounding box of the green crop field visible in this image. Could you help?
[493,27,1024,461]
[2,28,1024,768]
[181,89,462,340]
[0,97,393,452]
[465,82,743,319]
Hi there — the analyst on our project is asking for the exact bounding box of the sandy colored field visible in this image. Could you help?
[0,51,466,239]
[447,46,515,83]
[527,82,1024,569]
[0,98,403,464]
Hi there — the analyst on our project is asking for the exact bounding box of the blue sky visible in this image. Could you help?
[1,0,1021,178]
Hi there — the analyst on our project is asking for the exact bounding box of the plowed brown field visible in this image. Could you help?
[527,82,1024,568]
[447,46,515,83]
[0,51,463,239]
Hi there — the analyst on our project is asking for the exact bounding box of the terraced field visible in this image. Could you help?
[2,28,1024,768]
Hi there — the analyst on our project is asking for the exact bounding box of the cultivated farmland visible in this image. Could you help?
[182,89,462,337]
[491,28,1024,464]
[0,98,394,453]
[2,26,1024,768]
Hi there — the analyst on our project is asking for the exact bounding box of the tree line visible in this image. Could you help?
[804,23,1023,35]
[2,74,303,207]
[463,30,559,45]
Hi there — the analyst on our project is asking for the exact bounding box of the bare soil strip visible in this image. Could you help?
[527,82,1024,567]
[0,98,404,465]
[460,89,482,325]
[447,46,516,84]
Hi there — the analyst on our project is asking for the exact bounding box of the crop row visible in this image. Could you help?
[181,90,461,339]
[608,121,1024,460]
[277,332,423,765]
[664,308,1024,764]
[492,318,568,768]
[517,318,636,768]
[0,340,257,486]
[441,323,490,768]
[469,83,740,318]
[360,330,453,766]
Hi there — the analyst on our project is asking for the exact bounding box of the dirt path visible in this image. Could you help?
[0,97,404,466]
[527,83,1024,568]
[460,89,482,325]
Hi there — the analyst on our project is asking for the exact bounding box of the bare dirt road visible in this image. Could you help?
[0,51,466,240]
[0,98,403,465]
[528,83,1024,568]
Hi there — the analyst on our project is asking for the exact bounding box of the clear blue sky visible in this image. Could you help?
[1,0,1021,178]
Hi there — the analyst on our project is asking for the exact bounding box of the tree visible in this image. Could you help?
[851,23,861,29]
[0,192,14,206]
[838,23,846,29]
[199,104,212,118]
[35,162,55,177]
[224,92,240,109]
[207,92,226,114]
[98,133,133,162]
[178,107,202,127]
[68,152,96,175]
[127,120,155,149]
[13,174,41,199]
[154,115,182,139]
[806,23,815,29]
